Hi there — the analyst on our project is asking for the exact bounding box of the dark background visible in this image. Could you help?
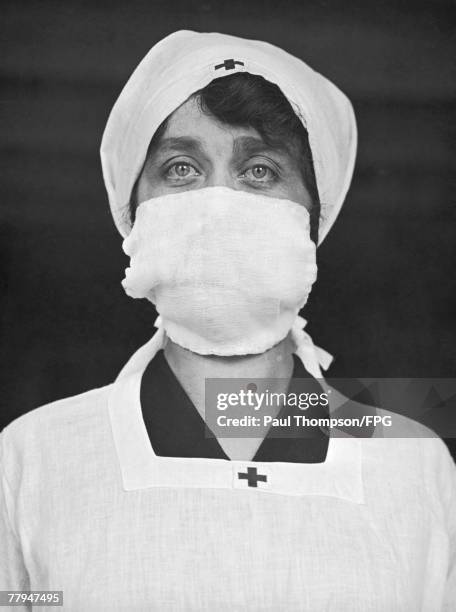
[1,1,455,454]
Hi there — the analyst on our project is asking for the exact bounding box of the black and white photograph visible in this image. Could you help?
[1,1,455,610]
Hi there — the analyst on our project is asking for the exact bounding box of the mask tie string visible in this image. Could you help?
[291,315,333,379]
[117,315,332,381]
[152,315,333,380]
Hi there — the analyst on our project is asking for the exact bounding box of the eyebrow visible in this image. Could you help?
[148,134,293,163]
[232,135,291,157]
[150,136,205,157]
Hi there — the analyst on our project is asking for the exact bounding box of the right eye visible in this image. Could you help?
[165,162,200,180]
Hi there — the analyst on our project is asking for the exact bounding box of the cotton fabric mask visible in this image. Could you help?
[122,186,317,356]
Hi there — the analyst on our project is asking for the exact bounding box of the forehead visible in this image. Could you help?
[162,96,260,140]
[151,96,299,159]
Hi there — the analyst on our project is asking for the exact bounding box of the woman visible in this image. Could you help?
[1,31,455,611]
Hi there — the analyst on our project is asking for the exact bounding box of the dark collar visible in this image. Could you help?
[140,350,329,463]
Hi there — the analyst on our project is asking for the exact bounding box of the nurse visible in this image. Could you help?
[1,31,455,611]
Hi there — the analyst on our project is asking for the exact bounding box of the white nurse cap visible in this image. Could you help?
[100,30,357,245]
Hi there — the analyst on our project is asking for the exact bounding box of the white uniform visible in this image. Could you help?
[1,335,455,611]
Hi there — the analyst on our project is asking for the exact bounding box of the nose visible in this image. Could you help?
[205,167,239,191]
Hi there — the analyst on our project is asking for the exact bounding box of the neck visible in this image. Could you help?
[163,335,295,417]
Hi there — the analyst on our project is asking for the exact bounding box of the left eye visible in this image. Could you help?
[244,165,275,181]
[166,163,199,179]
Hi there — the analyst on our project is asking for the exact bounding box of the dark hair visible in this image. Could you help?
[130,73,320,243]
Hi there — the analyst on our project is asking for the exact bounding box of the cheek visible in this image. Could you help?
[136,172,153,203]
[277,180,313,211]
[136,165,202,204]
[136,170,168,203]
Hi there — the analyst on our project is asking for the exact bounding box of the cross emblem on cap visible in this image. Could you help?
[238,467,267,488]
[214,59,245,71]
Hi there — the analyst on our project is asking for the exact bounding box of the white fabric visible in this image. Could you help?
[100,30,357,245]
[116,315,332,382]
[1,341,456,611]
[121,187,318,356]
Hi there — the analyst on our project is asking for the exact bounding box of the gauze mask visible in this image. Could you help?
[122,186,317,356]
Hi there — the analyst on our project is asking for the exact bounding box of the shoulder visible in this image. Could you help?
[376,407,438,437]
[364,407,454,469]
[360,408,456,520]
[1,384,112,439]
[0,384,114,477]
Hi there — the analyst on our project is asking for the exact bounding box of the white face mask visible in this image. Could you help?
[121,186,317,356]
